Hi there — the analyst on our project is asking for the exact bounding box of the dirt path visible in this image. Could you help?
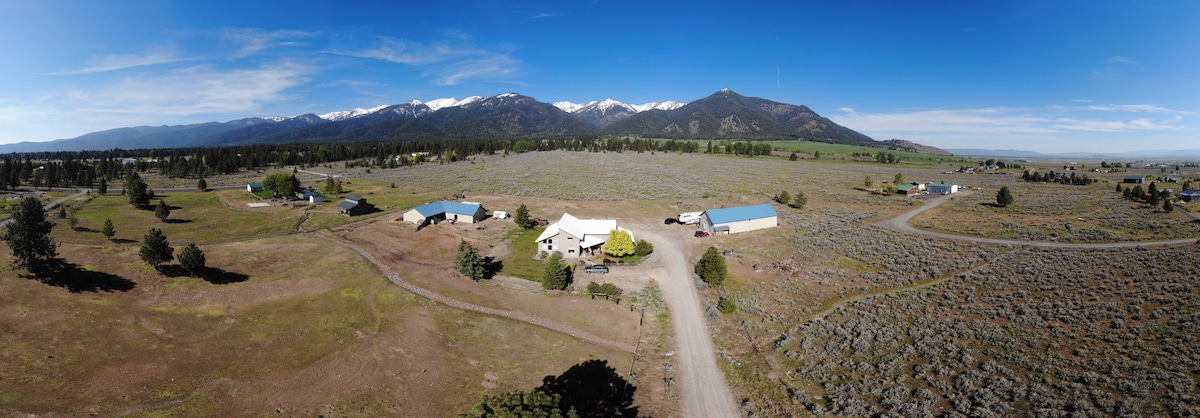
[881,192,1200,248]
[638,228,740,418]
[311,231,637,354]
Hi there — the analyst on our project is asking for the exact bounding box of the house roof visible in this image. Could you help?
[535,213,630,244]
[337,201,357,210]
[704,204,778,225]
[410,201,482,218]
[896,184,917,191]
[1124,176,1144,181]
[248,182,262,188]
[929,183,956,188]
[345,195,365,202]
[1181,189,1200,197]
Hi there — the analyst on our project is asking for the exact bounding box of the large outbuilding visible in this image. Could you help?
[337,196,375,216]
[402,201,486,226]
[700,204,778,235]
[535,213,632,258]
[928,183,959,194]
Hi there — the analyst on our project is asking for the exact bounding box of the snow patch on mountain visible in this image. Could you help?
[553,101,594,113]
[319,105,389,121]
[424,96,484,111]
[635,100,687,112]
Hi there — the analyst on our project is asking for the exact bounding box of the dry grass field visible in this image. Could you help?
[4,150,1199,416]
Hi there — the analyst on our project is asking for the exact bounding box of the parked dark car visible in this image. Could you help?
[694,230,709,238]
[664,217,678,224]
[583,264,609,274]
[532,217,550,226]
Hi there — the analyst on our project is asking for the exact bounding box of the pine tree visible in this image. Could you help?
[514,203,534,229]
[541,252,570,290]
[634,239,654,257]
[454,240,487,281]
[789,152,798,161]
[1,197,58,272]
[695,246,727,286]
[178,243,206,275]
[127,173,150,207]
[155,199,170,222]
[139,228,174,270]
[197,177,207,191]
[1163,199,1174,213]
[1147,183,1160,206]
[97,177,108,194]
[791,191,808,209]
[996,186,1014,207]
[102,218,115,240]
[775,190,790,205]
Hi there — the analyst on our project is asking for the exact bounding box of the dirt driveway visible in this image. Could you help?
[629,220,740,418]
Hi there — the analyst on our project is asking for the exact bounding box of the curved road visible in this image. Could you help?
[881,193,1200,248]
[639,229,740,418]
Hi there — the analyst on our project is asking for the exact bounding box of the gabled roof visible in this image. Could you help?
[337,201,357,210]
[345,195,365,202]
[1181,189,1200,196]
[410,201,482,217]
[536,213,629,244]
[704,204,777,225]
[248,182,263,187]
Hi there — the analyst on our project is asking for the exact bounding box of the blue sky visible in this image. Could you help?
[1,0,1197,153]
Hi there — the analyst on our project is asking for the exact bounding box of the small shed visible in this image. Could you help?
[1123,176,1145,184]
[338,196,375,216]
[700,204,778,235]
[247,182,264,192]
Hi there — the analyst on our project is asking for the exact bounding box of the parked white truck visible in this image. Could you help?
[677,211,703,225]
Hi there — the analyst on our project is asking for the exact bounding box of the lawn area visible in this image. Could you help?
[497,225,546,281]
[52,191,302,245]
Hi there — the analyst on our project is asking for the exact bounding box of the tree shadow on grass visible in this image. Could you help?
[482,256,503,280]
[163,218,193,224]
[538,359,638,418]
[23,259,136,293]
[159,265,249,284]
[110,238,138,244]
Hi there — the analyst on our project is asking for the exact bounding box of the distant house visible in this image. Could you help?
[1180,189,1200,202]
[895,183,924,196]
[402,201,486,226]
[1123,176,1145,184]
[700,204,778,235]
[535,213,632,258]
[247,182,264,192]
[337,195,375,216]
[296,187,323,204]
[929,183,959,194]
[120,158,139,165]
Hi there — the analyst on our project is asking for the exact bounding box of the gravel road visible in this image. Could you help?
[639,227,740,418]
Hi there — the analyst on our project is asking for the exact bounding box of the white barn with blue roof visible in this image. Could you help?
[700,204,778,235]
[402,201,486,226]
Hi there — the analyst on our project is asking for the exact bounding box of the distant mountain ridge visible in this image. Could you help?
[1,89,916,153]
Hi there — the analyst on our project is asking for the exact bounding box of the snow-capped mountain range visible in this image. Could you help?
[0,89,887,153]
[314,96,686,125]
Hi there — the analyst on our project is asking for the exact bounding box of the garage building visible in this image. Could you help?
[700,204,778,235]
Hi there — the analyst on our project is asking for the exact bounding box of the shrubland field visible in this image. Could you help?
[3,148,1199,416]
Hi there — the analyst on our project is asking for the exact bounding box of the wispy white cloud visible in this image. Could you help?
[49,46,185,75]
[529,12,561,19]
[334,35,521,85]
[66,61,313,116]
[830,103,1194,153]
[216,28,314,59]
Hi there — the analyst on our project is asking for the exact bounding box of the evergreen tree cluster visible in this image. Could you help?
[454,240,488,281]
